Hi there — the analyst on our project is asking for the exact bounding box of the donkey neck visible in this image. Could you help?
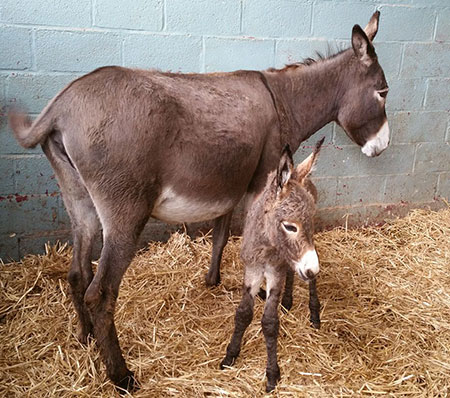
[263,50,351,151]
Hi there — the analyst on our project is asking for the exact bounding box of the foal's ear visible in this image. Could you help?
[352,24,376,67]
[294,138,324,183]
[364,11,380,41]
[276,145,294,191]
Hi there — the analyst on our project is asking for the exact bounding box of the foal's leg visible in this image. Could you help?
[42,139,100,343]
[281,267,294,311]
[220,264,263,368]
[262,266,285,392]
[205,210,233,287]
[84,202,150,393]
[308,278,321,329]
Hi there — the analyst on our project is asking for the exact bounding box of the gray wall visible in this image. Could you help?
[1,0,449,261]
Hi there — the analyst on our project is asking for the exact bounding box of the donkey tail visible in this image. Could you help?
[9,106,55,149]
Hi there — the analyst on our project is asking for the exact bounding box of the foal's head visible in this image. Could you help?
[266,139,323,281]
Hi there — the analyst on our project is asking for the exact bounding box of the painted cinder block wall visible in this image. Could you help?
[0,0,449,261]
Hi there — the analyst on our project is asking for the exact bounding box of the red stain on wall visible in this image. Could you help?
[15,194,29,203]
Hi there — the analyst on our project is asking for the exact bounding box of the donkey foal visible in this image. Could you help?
[221,139,323,392]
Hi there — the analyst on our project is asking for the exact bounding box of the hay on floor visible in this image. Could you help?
[1,208,449,397]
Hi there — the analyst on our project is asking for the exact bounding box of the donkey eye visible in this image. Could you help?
[282,222,298,234]
[377,89,388,99]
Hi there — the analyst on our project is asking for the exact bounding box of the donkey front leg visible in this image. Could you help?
[308,278,321,329]
[262,267,285,392]
[220,265,263,368]
[220,287,255,369]
[281,267,294,311]
[205,210,233,287]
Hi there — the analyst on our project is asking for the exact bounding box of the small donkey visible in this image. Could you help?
[221,139,323,392]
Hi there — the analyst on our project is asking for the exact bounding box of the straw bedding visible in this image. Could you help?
[1,208,449,397]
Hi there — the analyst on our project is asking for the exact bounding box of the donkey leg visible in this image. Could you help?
[220,264,263,369]
[262,267,285,392]
[205,210,233,287]
[220,288,254,369]
[42,139,100,343]
[308,278,321,329]
[281,267,294,311]
[84,205,150,393]
[68,201,99,343]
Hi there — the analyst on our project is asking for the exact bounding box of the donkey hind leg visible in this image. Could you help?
[205,210,233,287]
[262,266,285,393]
[309,278,321,329]
[42,139,100,344]
[220,265,263,369]
[68,201,99,343]
[281,267,294,311]
[83,201,150,393]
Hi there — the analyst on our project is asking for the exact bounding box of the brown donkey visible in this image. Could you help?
[221,139,323,392]
[9,12,388,391]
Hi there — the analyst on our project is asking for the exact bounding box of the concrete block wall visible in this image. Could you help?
[1,0,449,260]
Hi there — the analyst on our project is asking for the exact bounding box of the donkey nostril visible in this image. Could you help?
[305,269,316,279]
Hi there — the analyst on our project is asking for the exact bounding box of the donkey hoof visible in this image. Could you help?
[266,383,277,393]
[114,371,139,395]
[220,356,235,370]
[205,272,220,287]
[265,366,280,392]
[310,314,321,329]
[266,378,280,393]
[76,331,92,345]
[76,326,93,345]
[311,320,321,330]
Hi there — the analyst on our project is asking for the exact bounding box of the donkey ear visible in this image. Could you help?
[352,24,376,66]
[364,11,380,41]
[294,138,324,182]
[276,145,294,190]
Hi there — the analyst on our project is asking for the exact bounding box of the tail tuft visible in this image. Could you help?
[9,110,35,148]
[8,106,54,149]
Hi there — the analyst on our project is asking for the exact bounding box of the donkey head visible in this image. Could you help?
[337,11,390,157]
[268,139,323,281]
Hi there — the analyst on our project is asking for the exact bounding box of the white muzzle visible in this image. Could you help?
[294,249,320,281]
[361,120,390,157]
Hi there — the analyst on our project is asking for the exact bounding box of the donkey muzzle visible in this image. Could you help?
[361,120,390,157]
[294,249,319,281]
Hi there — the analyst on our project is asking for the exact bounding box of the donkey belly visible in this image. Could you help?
[151,187,236,223]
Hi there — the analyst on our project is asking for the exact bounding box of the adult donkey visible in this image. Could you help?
[10,12,389,392]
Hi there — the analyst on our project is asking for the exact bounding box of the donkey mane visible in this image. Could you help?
[268,46,347,73]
